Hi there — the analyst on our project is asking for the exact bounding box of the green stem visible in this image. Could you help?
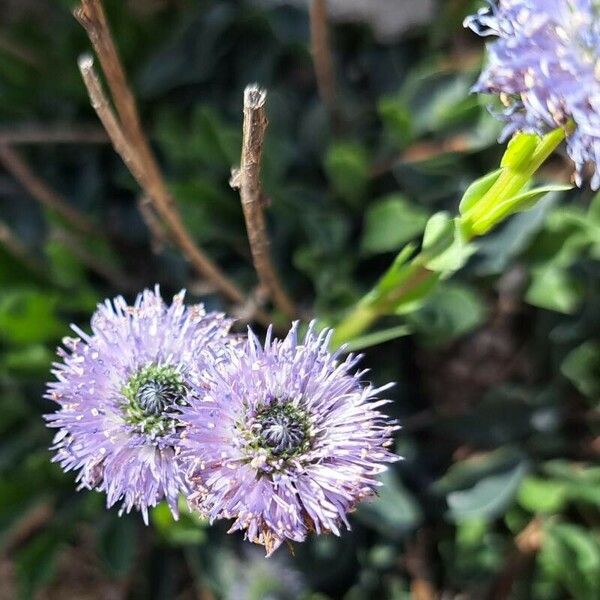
[332,127,567,348]
[331,303,379,347]
[462,128,566,236]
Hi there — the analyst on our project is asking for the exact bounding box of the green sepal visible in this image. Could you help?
[471,184,572,236]
[500,133,540,170]
[459,168,503,215]
[422,212,477,274]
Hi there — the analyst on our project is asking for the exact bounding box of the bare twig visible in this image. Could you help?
[234,85,296,319]
[369,134,472,178]
[0,144,98,237]
[0,33,39,67]
[231,285,270,325]
[487,518,543,600]
[1,502,54,558]
[74,2,272,326]
[76,54,254,312]
[0,124,107,145]
[137,195,169,253]
[309,0,340,131]
[404,529,439,600]
[74,0,147,153]
[77,56,148,186]
[0,220,47,277]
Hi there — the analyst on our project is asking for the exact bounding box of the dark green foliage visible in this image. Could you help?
[0,1,598,598]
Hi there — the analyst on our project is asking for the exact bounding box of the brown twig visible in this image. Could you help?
[487,518,543,600]
[137,195,169,253]
[0,124,107,145]
[233,85,296,319]
[76,56,147,186]
[309,0,341,131]
[74,0,147,154]
[404,529,439,600]
[0,501,54,558]
[74,1,272,326]
[0,33,39,67]
[0,144,98,237]
[0,220,47,277]
[369,134,472,178]
[76,54,257,314]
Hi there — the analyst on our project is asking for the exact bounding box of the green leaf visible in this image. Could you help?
[361,195,429,255]
[458,168,502,215]
[152,502,207,547]
[378,96,413,146]
[472,184,572,235]
[446,461,528,521]
[474,194,557,276]
[422,211,454,252]
[0,290,65,344]
[343,325,412,352]
[561,341,600,400]
[365,244,440,315]
[434,448,529,522]
[517,477,567,513]
[324,142,369,206]
[541,461,600,508]
[526,264,583,314]
[356,470,422,537]
[499,184,572,213]
[45,239,87,289]
[422,212,476,273]
[540,523,600,600]
[5,344,54,375]
[402,69,479,134]
[407,283,486,345]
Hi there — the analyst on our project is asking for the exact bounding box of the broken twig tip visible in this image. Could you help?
[244,84,267,109]
[229,167,242,189]
[77,53,94,71]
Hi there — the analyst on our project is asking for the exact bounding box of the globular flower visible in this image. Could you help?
[45,286,231,523]
[465,0,600,188]
[179,322,399,555]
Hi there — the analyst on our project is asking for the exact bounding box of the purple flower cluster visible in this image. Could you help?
[465,0,600,188]
[46,288,398,554]
[180,323,399,555]
[46,286,232,523]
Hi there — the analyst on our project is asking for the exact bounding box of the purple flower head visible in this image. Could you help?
[45,286,231,524]
[180,322,399,555]
[465,0,600,188]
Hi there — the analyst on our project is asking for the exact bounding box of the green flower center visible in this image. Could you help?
[122,364,187,438]
[252,402,310,460]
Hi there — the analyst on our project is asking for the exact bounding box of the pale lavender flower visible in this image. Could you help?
[45,286,231,524]
[180,322,399,555]
[465,0,600,188]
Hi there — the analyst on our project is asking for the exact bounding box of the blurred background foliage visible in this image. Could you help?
[0,0,598,598]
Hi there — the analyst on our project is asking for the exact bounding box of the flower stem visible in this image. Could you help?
[332,127,567,348]
[332,304,379,347]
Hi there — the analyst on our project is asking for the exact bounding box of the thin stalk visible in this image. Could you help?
[236,85,296,319]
